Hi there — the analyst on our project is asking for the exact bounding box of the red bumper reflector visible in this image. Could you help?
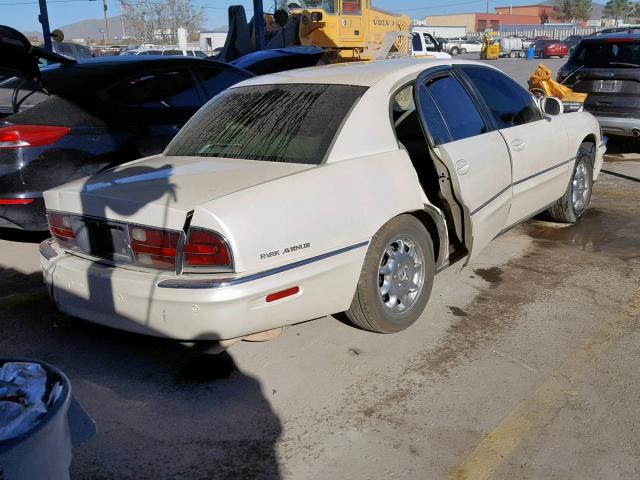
[266,286,300,303]
[0,198,34,205]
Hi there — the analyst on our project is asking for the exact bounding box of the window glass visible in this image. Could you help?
[462,66,541,129]
[570,40,640,67]
[162,49,183,56]
[342,0,361,14]
[197,67,251,98]
[194,51,208,58]
[166,84,366,164]
[107,70,201,108]
[146,50,162,55]
[186,50,194,56]
[422,33,436,51]
[425,75,487,142]
[416,85,450,145]
[295,0,337,13]
[412,33,422,53]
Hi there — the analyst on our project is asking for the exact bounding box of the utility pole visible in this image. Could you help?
[102,0,110,44]
[486,0,489,14]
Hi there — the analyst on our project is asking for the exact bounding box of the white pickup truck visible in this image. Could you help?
[410,31,452,59]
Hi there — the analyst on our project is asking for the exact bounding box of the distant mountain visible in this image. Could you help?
[51,15,131,42]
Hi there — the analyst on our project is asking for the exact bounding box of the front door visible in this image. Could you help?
[339,0,363,43]
[457,65,571,226]
[414,69,512,261]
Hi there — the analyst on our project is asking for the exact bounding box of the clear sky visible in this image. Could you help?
[1,0,539,35]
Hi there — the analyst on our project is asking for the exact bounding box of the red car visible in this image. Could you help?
[534,39,569,58]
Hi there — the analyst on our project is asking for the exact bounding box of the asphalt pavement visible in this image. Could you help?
[0,57,638,479]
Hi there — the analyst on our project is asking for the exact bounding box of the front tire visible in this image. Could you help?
[346,215,435,334]
[460,48,467,54]
[450,47,459,56]
[547,142,594,223]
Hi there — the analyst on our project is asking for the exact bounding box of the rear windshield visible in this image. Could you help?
[570,39,640,67]
[165,84,366,164]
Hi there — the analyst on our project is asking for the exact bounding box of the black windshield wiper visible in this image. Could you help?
[609,61,640,68]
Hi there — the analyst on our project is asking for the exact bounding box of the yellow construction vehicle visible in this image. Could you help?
[281,1,411,61]
[480,31,500,60]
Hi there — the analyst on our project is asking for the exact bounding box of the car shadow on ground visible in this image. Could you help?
[0,265,283,479]
[0,227,49,244]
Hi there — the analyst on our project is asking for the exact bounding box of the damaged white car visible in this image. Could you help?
[40,59,606,341]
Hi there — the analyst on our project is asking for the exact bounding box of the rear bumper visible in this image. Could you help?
[40,240,366,341]
[0,196,47,230]
[593,115,640,137]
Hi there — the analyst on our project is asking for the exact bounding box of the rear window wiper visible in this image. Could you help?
[609,61,640,68]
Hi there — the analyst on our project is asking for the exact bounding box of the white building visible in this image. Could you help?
[200,26,228,53]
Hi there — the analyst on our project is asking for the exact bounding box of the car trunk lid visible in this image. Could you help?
[43,154,315,231]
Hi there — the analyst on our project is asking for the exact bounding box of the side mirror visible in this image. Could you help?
[539,96,564,116]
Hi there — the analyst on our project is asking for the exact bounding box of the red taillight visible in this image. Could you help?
[183,229,231,269]
[0,125,70,149]
[0,198,34,205]
[47,212,77,249]
[129,226,180,271]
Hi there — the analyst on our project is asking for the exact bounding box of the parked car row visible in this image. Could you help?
[0,24,611,343]
[0,26,325,230]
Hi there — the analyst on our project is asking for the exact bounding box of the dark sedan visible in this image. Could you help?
[0,35,254,230]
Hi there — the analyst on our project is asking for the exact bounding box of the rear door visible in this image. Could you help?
[458,65,570,226]
[414,68,512,260]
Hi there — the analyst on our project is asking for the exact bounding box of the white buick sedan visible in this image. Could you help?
[40,59,605,342]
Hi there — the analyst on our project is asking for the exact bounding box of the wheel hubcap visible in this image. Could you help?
[378,237,425,314]
[572,161,589,214]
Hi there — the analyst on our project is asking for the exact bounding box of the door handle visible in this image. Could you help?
[512,139,526,151]
[455,159,470,175]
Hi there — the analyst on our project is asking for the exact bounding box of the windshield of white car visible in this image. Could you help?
[165,84,366,164]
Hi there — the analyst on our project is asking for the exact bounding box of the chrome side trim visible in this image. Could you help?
[157,241,370,290]
[512,157,575,187]
[39,239,58,260]
[471,157,575,216]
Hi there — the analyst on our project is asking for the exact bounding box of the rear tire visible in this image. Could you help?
[450,47,459,56]
[547,142,594,223]
[346,215,435,334]
[518,50,526,58]
[509,50,517,58]
[460,48,467,54]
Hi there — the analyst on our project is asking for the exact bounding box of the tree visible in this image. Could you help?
[554,0,593,22]
[121,0,204,43]
[603,0,632,24]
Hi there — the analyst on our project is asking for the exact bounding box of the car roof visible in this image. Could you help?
[585,31,640,41]
[235,58,491,88]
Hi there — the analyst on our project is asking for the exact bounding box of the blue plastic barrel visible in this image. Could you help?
[526,46,535,59]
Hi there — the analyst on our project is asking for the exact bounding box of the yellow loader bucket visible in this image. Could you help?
[528,63,588,103]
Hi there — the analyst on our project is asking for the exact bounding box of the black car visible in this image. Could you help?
[0,27,255,230]
[230,46,326,75]
[557,32,640,138]
[563,34,583,53]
